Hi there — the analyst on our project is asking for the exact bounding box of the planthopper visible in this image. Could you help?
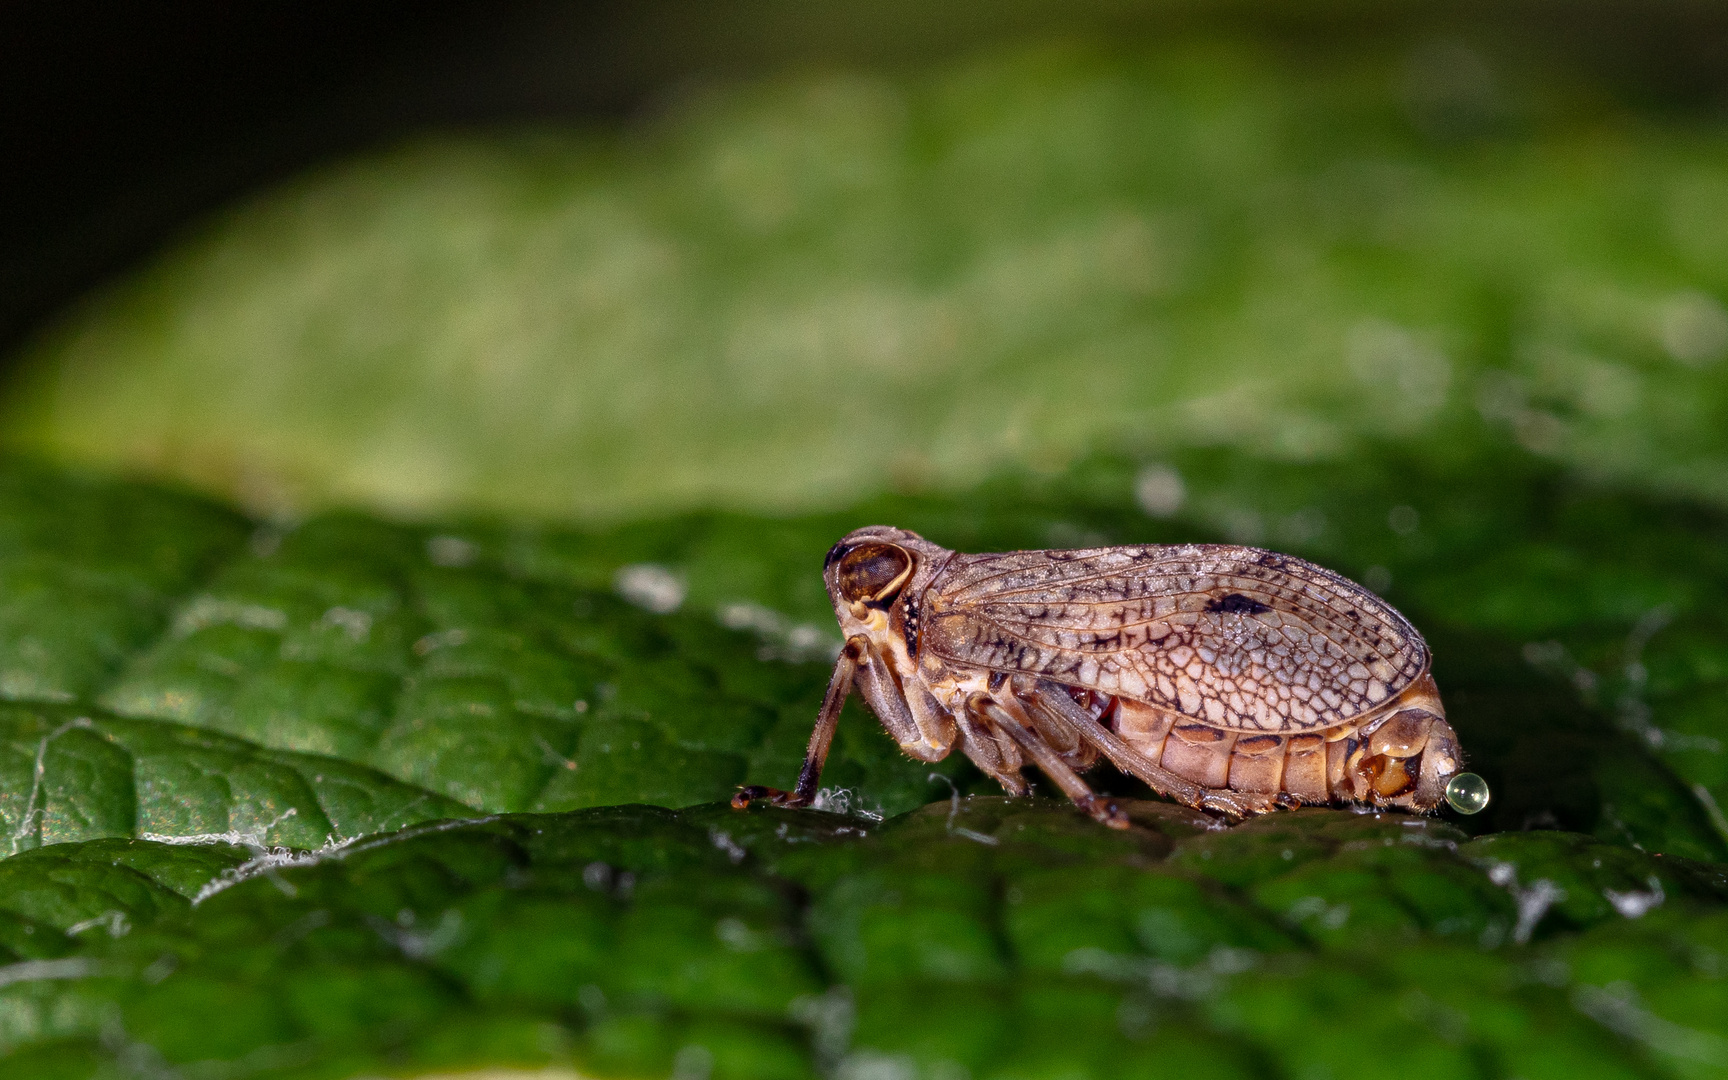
[734,526,1489,828]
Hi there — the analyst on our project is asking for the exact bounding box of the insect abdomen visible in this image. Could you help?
[1108,674,1455,810]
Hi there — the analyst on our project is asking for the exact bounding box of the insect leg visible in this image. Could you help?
[970,693,1128,829]
[953,708,1030,797]
[1023,681,1285,819]
[854,645,955,762]
[732,634,867,810]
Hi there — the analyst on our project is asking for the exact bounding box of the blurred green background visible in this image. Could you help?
[5,2,1728,524]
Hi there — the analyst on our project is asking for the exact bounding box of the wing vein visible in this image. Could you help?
[924,545,1426,733]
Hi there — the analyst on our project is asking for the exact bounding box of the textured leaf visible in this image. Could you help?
[0,458,988,856]
[0,448,1722,1077]
[0,801,1722,1079]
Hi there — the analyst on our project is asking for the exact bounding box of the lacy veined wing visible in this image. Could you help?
[920,543,1430,734]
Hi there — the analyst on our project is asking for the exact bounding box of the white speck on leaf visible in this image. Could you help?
[1134,463,1185,518]
[426,534,478,566]
[1604,876,1665,919]
[616,563,686,613]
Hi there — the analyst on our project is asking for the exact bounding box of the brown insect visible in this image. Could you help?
[733,526,1485,828]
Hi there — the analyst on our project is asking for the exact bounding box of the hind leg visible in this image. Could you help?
[969,693,1128,829]
[1022,681,1288,819]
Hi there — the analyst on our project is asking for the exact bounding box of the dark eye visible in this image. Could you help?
[836,543,912,604]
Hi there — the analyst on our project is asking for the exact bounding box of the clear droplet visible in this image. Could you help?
[1444,772,1491,815]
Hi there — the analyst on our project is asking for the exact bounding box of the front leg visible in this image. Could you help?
[733,634,957,812]
[732,635,867,810]
[855,643,956,762]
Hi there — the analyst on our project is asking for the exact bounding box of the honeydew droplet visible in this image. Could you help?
[1444,772,1491,815]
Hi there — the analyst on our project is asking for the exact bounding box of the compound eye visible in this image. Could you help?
[836,543,913,604]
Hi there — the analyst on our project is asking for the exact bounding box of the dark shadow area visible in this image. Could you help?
[1427,622,1722,856]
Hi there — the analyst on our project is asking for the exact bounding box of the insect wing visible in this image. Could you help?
[920,544,1428,733]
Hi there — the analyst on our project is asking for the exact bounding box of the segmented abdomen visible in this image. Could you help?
[1097,674,1455,808]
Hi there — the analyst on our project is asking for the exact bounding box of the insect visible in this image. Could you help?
[734,526,1488,827]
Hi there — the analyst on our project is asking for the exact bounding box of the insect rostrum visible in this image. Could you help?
[734,526,1485,826]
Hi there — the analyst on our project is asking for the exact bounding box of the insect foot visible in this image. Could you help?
[730,785,811,810]
[1074,793,1131,830]
[737,526,1472,829]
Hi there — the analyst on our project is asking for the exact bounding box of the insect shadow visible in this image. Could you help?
[1422,621,1724,857]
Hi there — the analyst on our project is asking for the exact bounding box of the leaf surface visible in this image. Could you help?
[0,451,1724,1078]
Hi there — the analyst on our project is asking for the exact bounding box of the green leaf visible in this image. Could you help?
[0,447,1724,1074]
[1,439,1728,1078]
[0,801,1722,1078]
[0,461,248,703]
